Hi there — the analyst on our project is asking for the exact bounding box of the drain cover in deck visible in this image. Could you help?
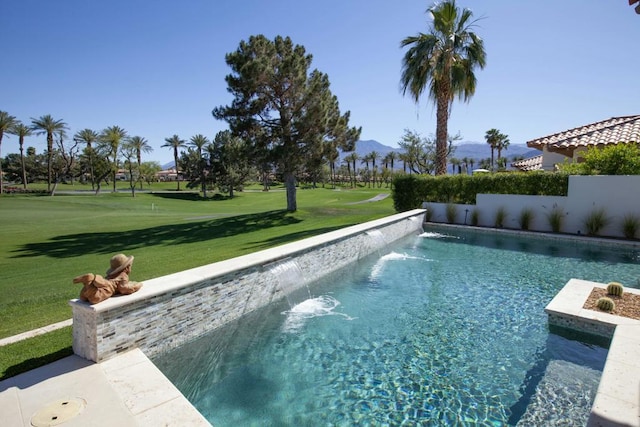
[31,397,86,426]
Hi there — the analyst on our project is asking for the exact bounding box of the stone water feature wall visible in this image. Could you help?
[70,209,426,362]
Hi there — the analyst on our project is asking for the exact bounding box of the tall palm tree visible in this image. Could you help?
[400,0,486,175]
[128,136,153,189]
[485,128,500,171]
[344,152,359,187]
[162,134,186,191]
[74,129,100,189]
[30,115,68,192]
[369,151,379,187]
[99,126,128,192]
[0,111,18,194]
[496,132,510,163]
[385,151,398,171]
[9,122,32,189]
[360,154,371,187]
[189,134,210,196]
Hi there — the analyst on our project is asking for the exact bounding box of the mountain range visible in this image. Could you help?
[162,139,540,170]
[345,139,541,163]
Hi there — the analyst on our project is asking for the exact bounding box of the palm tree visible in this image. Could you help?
[360,154,372,187]
[369,151,379,187]
[99,126,128,192]
[401,0,486,176]
[9,122,32,189]
[485,128,500,171]
[496,132,510,163]
[74,129,100,189]
[189,134,210,196]
[128,136,153,189]
[344,152,359,187]
[162,134,186,191]
[0,111,18,194]
[385,151,398,171]
[326,148,340,189]
[30,115,68,192]
[450,157,462,174]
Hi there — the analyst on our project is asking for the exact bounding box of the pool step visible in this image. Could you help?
[516,360,601,427]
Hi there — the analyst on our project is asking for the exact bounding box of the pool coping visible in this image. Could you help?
[545,278,640,427]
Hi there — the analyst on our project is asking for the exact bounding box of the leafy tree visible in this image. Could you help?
[0,111,18,194]
[53,130,81,188]
[98,126,128,192]
[74,129,100,189]
[30,115,68,192]
[398,129,458,174]
[401,0,486,175]
[1,152,47,188]
[128,136,153,189]
[189,134,211,196]
[139,161,161,186]
[208,130,253,198]
[121,141,140,196]
[560,144,640,175]
[162,134,186,191]
[213,34,361,212]
[9,121,32,189]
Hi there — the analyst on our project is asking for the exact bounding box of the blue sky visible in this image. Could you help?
[2,0,639,165]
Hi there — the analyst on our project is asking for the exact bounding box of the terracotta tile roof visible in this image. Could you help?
[511,154,543,171]
[526,115,640,155]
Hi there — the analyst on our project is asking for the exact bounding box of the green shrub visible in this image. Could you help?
[392,175,424,212]
[446,204,457,224]
[392,173,568,211]
[621,214,640,239]
[596,297,615,312]
[494,207,507,228]
[519,208,534,231]
[470,209,479,226]
[546,205,566,233]
[606,282,624,297]
[559,144,640,175]
[583,208,610,236]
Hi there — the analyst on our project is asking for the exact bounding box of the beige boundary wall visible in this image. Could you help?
[69,209,426,363]
[423,175,640,238]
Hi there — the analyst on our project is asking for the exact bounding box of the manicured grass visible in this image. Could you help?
[0,183,395,379]
[0,184,394,340]
[0,327,73,380]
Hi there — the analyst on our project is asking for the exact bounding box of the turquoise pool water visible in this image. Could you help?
[153,229,640,426]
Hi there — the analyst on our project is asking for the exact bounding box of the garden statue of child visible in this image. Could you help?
[72,253,143,304]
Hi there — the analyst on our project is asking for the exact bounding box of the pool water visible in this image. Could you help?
[153,230,640,426]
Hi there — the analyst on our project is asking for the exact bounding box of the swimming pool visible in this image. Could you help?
[153,228,640,426]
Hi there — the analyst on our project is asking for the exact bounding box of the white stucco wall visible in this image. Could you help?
[541,146,568,171]
[423,175,640,238]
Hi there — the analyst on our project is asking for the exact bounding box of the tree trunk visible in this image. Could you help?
[47,134,53,192]
[435,94,449,175]
[20,143,27,190]
[284,172,297,212]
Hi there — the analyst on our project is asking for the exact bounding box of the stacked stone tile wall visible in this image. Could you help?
[70,209,426,362]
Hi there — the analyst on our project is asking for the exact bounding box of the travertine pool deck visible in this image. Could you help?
[0,348,210,426]
[546,278,640,427]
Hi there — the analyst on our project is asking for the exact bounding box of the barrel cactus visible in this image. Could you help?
[596,297,615,312]
[606,282,624,297]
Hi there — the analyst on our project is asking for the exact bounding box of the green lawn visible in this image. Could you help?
[0,184,395,379]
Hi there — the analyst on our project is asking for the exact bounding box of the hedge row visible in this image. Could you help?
[392,172,569,212]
